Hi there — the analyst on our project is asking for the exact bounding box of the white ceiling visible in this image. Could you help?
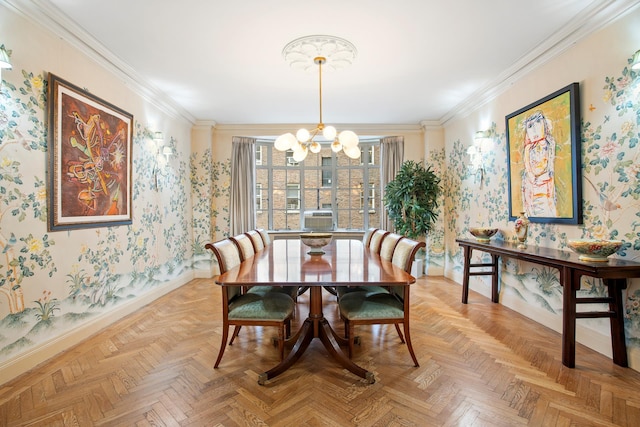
[16,0,639,125]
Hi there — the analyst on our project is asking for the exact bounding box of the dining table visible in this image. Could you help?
[215,238,417,385]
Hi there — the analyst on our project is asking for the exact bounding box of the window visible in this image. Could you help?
[256,140,380,231]
[256,183,263,211]
[286,184,300,210]
[360,183,376,212]
[360,146,375,165]
[256,145,263,165]
[286,150,298,166]
[321,156,332,186]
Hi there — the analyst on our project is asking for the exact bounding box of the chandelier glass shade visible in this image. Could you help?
[275,36,360,161]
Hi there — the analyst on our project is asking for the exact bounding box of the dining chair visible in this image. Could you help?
[256,228,271,246]
[338,237,425,367]
[239,232,298,301]
[336,229,391,299]
[206,239,295,368]
[368,229,390,254]
[362,227,378,247]
[379,232,404,261]
[230,233,255,261]
[245,229,265,252]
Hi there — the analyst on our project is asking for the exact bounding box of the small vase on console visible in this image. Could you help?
[514,211,530,249]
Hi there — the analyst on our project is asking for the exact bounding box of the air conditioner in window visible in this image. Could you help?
[303,210,334,231]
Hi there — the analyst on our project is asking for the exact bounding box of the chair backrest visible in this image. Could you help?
[256,228,271,246]
[368,229,390,254]
[245,229,265,252]
[230,234,255,261]
[389,238,426,302]
[379,233,404,261]
[391,238,426,273]
[206,239,242,274]
[362,228,378,247]
[205,239,242,300]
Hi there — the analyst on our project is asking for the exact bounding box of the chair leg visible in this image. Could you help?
[348,323,355,358]
[278,325,285,361]
[229,325,242,345]
[214,325,229,368]
[394,323,406,343]
[403,321,419,367]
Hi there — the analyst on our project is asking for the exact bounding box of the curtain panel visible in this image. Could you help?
[229,137,256,235]
[380,136,404,231]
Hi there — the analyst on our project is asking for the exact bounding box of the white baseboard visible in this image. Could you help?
[0,271,194,385]
[194,266,215,278]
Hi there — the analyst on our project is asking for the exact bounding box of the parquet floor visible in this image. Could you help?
[1,276,640,426]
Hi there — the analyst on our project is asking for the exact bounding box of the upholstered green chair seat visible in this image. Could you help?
[336,285,389,299]
[339,292,404,320]
[247,285,299,300]
[229,292,294,320]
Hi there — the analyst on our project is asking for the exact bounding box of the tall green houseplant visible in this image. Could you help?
[383,160,441,240]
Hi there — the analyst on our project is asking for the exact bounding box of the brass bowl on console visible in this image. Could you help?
[469,227,498,243]
[567,239,623,262]
[300,233,333,255]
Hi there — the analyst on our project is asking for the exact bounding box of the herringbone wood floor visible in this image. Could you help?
[1,276,640,426]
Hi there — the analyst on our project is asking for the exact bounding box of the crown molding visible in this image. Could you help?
[2,0,196,124]
[212,123,424,136]
[439,0,640,126]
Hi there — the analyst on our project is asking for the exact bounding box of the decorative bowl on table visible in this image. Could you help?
[300,232,333,255]
[567,239,623,262]
[469,227,499,243]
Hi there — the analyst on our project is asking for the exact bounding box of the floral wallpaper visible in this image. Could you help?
[190,148,231,273]
[0,68,193,366]
[443,55,640,367]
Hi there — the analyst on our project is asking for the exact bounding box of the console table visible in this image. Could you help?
[456,238,640,368]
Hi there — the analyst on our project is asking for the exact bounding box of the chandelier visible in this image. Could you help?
[274,35,360,161]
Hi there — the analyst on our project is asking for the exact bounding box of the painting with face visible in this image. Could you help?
[522,111,556,217]
[505,83,582,224]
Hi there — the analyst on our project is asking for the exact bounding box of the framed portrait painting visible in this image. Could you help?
[505,82,582,224]
[47,73,133,231]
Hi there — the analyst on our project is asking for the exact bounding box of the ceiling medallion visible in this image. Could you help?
[282,35,358,72]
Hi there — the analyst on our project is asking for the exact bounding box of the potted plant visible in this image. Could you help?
[383,160,442,274]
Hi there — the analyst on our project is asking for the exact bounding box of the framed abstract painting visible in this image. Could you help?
[47,73,133,231]
[505,82,582,224]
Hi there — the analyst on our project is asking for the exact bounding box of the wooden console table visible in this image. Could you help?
[456,238,640,368]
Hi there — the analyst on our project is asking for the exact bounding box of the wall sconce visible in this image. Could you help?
[0,44,12,83]
[151,131,173,190]
[162,145,173,160]
[467,130,492,185]
[152,131,172,161]
[632,49,640,70]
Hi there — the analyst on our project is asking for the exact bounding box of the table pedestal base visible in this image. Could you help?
[258,287,375,385]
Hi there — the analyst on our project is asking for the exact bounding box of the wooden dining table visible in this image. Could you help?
[215,238,416,385]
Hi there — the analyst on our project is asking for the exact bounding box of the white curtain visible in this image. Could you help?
[380,136,404,231]
[229,136,256,235]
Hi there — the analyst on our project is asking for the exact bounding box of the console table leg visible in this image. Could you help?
[606,279,629,367]
[462,246,472,304]
[562,267,576,368]
[490,254,499,303]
